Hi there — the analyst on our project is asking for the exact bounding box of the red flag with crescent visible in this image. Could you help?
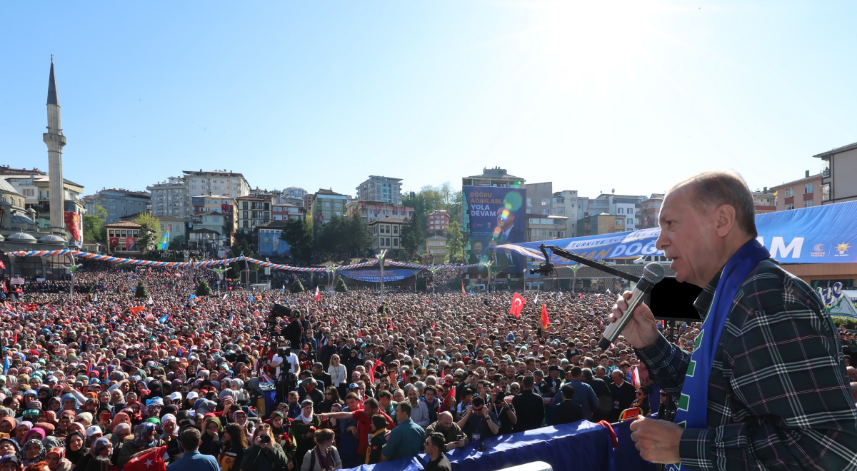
[510,292,526,318]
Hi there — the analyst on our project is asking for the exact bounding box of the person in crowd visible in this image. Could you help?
[381,402,425,462]
[608,370,636,422]
[425,412,465,450]
[364,415,388,465]
[422,432,452,471]
[289,400,321,469]
[554,366,597,421]
[300,428,341,471]
[456,396,499,443]
[242,423,292,471]
[404,387,430,428]
[511,376,544,432]
[632,386,651,416]
[554,384,583,425]
[216,423,247,471]
[166,427,219,471]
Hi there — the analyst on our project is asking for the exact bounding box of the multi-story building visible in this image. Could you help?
[527,215,568,241]
[369,217,405,252]
[814,141,857,204]
[83,189,150,224]
[550,190,583,235]
[2,171,86,230]
[356,176,403,205]
[307,189,348,231]
[462,167,525,187]
[577,213,626,236]
[284,187,307,199]
[184,170,249,199]
[425,235,447,262]
[770,171,823,211]
[640,194,664,229]
[235,195,273,232]
[147,177,188,219]
[189,211,230,249]
[752,189,777,214]
[157,216,187,247]
[525,182,554,216]
[428,210,449,232]
[192,195,233,215]
[575,193,646,235]
[273,203,305,221]
[345,200,414,224]
[104,221,142,255]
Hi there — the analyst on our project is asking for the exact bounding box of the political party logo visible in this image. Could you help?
[810,243,826,258]
[834,242,850,257]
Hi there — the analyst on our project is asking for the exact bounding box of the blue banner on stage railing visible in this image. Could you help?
[501,200,857,265]
[340,269,419,282]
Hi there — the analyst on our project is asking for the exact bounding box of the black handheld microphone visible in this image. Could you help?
[598,263,665,351]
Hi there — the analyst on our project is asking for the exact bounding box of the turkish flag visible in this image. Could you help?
[509,292,526,318]
[124,446,167,471]
[541,304,550,330]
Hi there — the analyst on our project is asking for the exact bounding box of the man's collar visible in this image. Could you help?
[693,270,722,319]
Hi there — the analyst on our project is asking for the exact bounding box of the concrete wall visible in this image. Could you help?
[832,148,857,203]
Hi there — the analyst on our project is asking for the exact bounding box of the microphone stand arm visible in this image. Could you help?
[541,244,639,283]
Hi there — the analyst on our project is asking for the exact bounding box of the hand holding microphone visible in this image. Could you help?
[601,263,663,350]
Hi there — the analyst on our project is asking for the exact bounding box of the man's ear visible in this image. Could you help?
[714,204,737,238]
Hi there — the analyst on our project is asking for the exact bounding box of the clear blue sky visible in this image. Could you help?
[2,1,856,199]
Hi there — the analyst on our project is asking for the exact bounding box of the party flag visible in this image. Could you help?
[315,286,321,301]
[461,280,466,298]
[2,355,9,374]
[158,314,171,324]
[540,304,550,330]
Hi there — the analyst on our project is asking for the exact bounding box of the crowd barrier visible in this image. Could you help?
[341,418,656,471]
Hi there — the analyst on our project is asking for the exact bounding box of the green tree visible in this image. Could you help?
[134,213,163,252]
[135,281,149,298]
[169,235,186,250]
[82,215,104,242]
[94,205,108,220]
[334,277,348,293]
[400,216,424,257]
[447,221,464,262]
[280,219,313,265]
[291,279,305,293]
[196,280,213,296]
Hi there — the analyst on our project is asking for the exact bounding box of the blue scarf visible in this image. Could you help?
[669,239,769,471]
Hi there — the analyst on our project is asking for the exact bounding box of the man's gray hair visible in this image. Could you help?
[669,170,758,238]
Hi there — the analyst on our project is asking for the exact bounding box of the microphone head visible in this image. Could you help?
[642,263,665,284]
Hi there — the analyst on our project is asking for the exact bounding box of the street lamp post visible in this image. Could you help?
[376,250,387,304]
[67,252,80,302]
[484,261,493,294]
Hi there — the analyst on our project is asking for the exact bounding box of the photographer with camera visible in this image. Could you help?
[242,423,293,471]
[270,337,300,405]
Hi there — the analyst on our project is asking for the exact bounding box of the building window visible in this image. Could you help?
[393,226,399,234]
[627,208,634,215]
[785,203,794,210]
[393,238,398,247]
[805,201,814,208]
[541,198,549,206]
[785,187,794,198]
[822,183,831,202]
[615,218,622,225]
[627,218,633,225]
[804,183,814,194]
[617,208,623,214]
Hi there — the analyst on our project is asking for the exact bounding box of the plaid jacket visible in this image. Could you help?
[638,259,857,470]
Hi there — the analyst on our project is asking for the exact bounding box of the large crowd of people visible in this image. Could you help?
[0,261,853,471]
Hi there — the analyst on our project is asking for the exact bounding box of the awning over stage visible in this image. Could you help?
[340,269,420,282]
[501,200,857,265]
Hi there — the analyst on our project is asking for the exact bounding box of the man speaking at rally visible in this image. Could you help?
[610,170,857,470]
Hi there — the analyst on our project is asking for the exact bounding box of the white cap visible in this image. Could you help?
[170,392,183,402]
[186,391,199,401]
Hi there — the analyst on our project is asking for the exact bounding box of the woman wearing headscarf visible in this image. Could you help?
[18,439,45,467]
[13,422,31,445]
[63,432,86,468]
[124,402,143,425]
[115,423,161,469]
[0,417,15,436]
[44,447,72,471]
[0,454,22,471]
[36,387,54,412]
[159,414,180,461]
[199,416,222,456]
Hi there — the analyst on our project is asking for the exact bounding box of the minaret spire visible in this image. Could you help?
[47,55,59,106]
[43,56,67,238]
